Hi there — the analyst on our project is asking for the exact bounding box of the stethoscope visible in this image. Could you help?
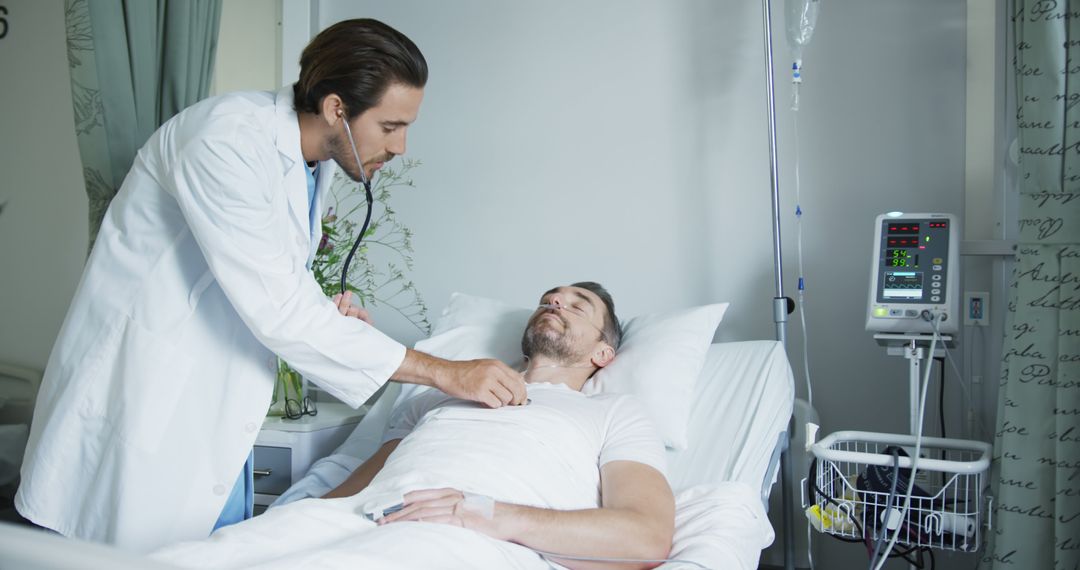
[338,114,374,296]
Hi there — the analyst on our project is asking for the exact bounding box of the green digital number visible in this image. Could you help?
[0,6,8,40]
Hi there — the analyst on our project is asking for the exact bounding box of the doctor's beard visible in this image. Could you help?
[328,131,391,183]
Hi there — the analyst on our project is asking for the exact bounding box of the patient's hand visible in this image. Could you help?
[378,488,508,540]
[380,464,676,569]
[332,291,372,324]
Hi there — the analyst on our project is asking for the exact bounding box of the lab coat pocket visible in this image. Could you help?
[112,316,193,454]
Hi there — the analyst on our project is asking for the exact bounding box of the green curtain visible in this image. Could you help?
[64,0,222,252]
[986,1,1080,567]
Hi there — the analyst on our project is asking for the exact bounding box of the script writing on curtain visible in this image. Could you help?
[986,3,1080,569]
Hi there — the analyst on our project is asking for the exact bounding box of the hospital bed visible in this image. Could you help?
[0,339,794,569]
[284,339,795,569]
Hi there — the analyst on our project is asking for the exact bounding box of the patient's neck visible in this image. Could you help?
[522,356,596,391]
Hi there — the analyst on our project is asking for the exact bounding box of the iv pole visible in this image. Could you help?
[759,0,796,568]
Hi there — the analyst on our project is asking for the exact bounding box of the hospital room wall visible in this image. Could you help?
[0,0,87,373]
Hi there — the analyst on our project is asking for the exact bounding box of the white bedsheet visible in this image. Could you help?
[667,483,774,569]
[667,341,795,492]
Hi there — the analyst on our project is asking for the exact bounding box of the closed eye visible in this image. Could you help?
[380,121,408,134]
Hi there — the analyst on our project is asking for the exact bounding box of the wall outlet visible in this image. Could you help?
[963,291,989,326]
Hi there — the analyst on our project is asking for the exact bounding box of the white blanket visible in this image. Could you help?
[152,482,770,570]
[153,497,551,569]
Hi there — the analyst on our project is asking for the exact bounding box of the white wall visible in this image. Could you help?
[316,0,770,345]
[210,0,280,96]
[0,0,87,374]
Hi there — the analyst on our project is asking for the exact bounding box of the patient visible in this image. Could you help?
[154,282,675,570]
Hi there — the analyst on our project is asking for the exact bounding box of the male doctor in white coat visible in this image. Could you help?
[16,18,526,553]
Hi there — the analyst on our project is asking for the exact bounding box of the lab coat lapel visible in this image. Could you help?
[273,87,311,244]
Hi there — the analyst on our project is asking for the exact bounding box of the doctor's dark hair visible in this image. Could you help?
[571,281,622,350]
[293,19,427,119]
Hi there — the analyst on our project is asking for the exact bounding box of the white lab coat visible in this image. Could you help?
[15,87,406,553]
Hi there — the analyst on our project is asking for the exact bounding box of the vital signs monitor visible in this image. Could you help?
[866,213,959,335]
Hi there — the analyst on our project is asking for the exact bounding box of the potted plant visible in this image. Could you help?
[269,159,430,417]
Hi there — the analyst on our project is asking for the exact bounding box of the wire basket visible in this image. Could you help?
[804,431,992,553]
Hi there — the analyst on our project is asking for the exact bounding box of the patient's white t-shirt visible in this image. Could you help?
[354,382,666,514]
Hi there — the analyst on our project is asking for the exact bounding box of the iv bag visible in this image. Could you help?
[785,0,820,62]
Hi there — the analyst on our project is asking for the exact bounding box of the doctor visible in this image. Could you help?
[16,18,525,553]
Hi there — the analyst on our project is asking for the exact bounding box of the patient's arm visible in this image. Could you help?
[321,439,401,499]
[382,460,675,570]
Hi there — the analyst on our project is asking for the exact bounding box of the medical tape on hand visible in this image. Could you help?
[461,491,494,520]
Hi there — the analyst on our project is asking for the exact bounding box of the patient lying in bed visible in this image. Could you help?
[153,282,675,570]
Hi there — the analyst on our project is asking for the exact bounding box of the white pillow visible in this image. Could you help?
[420,293,533,365]
[413,292,728,449]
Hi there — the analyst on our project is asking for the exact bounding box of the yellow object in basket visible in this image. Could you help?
[805,503,858,534]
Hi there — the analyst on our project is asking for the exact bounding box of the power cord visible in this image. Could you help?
[935,356,947,463]
[940,334,987,440]
[868,448,902,569]
[871,311,943,570]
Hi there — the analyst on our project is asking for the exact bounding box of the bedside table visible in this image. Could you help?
[253,402,368,512]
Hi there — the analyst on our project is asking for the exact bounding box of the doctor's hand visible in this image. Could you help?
[436,358,527,408]
[394,349,527,408]
[378,488,509,541]
[332,291,372,325]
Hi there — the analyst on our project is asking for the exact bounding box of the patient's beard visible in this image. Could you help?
[521,320,588,365]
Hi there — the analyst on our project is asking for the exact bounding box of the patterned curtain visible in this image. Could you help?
[64,0,222,252]
[986,1,1080,567]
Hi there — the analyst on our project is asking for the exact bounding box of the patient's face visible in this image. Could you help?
[521,286,608,363]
